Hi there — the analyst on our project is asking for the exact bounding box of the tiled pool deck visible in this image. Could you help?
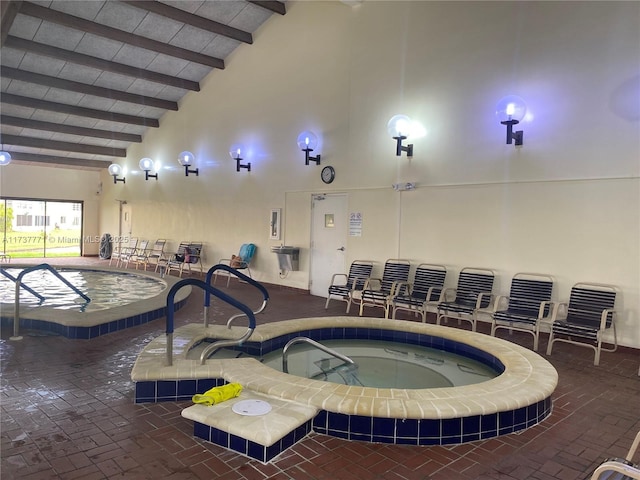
[132,317,556,462]
[1,257,639,479]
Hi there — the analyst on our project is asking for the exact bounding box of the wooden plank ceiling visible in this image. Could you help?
[0,0,285,170]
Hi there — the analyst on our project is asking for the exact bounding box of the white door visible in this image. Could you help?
[121,202,132,238]
[310,193,348,297]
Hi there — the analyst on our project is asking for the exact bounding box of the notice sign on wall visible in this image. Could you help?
[349,212,362,237]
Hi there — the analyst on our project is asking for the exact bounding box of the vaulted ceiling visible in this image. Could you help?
[0,0,286,170]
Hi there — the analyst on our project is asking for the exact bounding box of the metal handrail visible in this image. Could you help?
[165,278,257,366]
[203,264,269,327]
[282,336,355,374]
[0,268,46,302]
[10,264,91,340]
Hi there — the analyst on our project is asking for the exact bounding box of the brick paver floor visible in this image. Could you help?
[2,257,639,479]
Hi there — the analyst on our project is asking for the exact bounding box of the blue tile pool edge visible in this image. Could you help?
[0,298,187,339]
[135,327,552,451]
[150,375,551,455]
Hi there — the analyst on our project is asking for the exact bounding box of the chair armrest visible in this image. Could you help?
[425,286,445,303]
[363,277,382,291]
[494,294,510,312]
[329,273,347,286]
[599,308,616,330]
[550,302,568,321]
[391,281,411,296]
[538,300,554,319]
[348,274,370,290]
[442,287,457,302]
[475,292,494,309]
[627,430,640,462]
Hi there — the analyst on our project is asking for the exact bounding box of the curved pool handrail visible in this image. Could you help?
[282,336,355,374]
[0,267,46,302]
[11,263,91,340]
[203,264,269,327]
[198,326,254,365]
[165,278,256,366]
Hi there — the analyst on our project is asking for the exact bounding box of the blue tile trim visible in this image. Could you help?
[135,377,227,403]
[315,396,552,446]
[1,298,186,339]
[148,327,552,450]
[192,419,313,464]
[176,387,552,453]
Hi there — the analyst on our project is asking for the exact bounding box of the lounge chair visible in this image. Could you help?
[164,242,204,277]
[358,259,411,317]
[122,239,149,269]
[109,237,138,267]
[138,239,166,271]
[324,260,374,313]
[213,243,257,286]
[389,263,447,322]
[490,272,554,351]
[546,282,618,366]
[588,430,640,479]
[436,267,495,331]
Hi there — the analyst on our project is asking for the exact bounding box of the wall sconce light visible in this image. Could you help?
[177,151,198,176]
[108,163,126,184]
[296,131,321,165]
[496,95,526,146]
[230,145,251,172]
[387,115,413,157]
[139,157,158,180]
[0,149,11,166]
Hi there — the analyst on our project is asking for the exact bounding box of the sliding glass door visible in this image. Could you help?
[1,198,83,258]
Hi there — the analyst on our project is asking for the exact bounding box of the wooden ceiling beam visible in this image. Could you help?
[7,151,110,169]
[123,1,253,44]
[4,36,198,93]
[1,93,160,127]
[0,134,127,157]
[248,1,286,15]
[2,64,180,110]
[18,1,225,69]
[0,115,142,143]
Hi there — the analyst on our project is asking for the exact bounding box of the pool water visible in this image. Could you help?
[0,268,166,312]
[202,339,499,389]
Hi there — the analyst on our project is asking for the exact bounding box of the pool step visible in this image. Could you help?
[181,390,318,463]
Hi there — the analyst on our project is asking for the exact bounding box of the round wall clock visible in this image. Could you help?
[321,166,335,184]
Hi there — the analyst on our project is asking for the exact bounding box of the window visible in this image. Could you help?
[16,214,33,227]
[1,198,83,258]
[35,215,50,227]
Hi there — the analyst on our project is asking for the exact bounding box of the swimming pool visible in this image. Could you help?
[0,265,190,339]
[193,339,500,388]
[0,267,166,311]
[133,316,557,457]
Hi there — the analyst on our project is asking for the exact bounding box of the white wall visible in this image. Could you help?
[0,164,102,255]
[5,1,638,347]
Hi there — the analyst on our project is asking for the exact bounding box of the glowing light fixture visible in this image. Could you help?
[177,151,198,176]
[0,150,11,166]
[139,157,158,180]
[230,145,251,172]
[108,163,126,184]
[387,115,414,157]
[296,131,321,165]
[496,95,526,146]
